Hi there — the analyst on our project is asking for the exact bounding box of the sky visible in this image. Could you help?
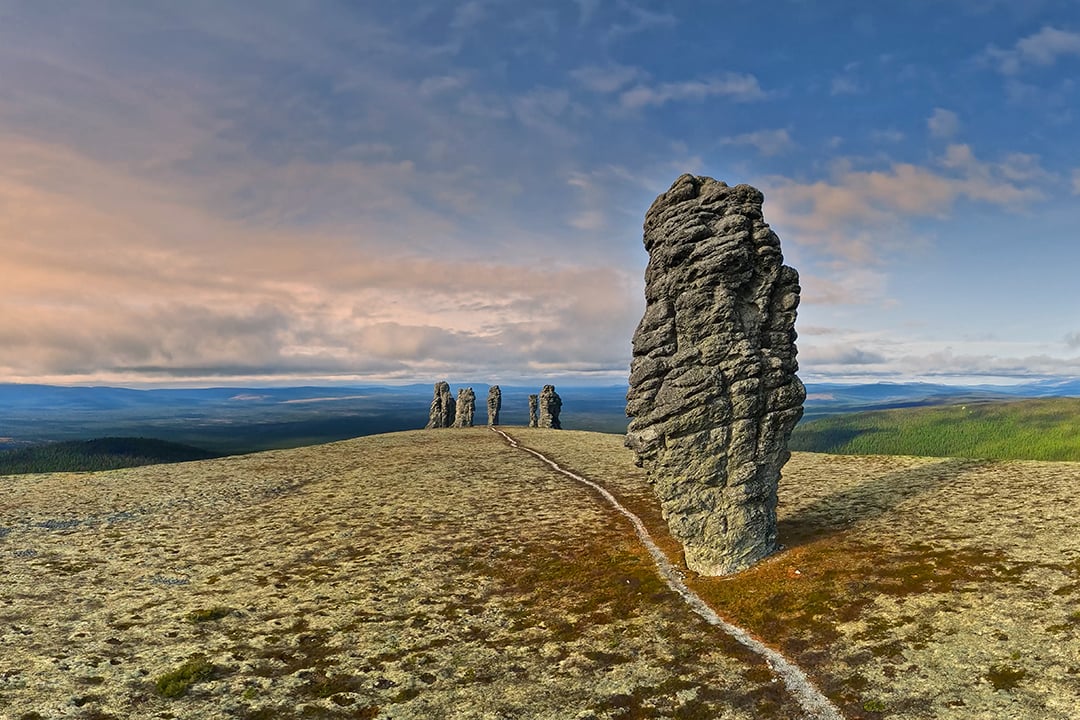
[1,1,1079,387]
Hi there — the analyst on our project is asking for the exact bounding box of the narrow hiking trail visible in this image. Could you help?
[493,427,846,720]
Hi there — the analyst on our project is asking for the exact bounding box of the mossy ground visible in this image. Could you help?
[2,429,806,719]
[3,428,1078,718]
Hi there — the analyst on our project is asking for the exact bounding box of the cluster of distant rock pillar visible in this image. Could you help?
[528,385,562,429]
[425,381,561,429]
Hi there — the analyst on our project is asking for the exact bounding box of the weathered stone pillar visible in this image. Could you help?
[626,174,804,576]
[486,386,501,426]
[528,394,539,428]
[425,381,456,429]
[538,385,562,429]
[453,387,475,427]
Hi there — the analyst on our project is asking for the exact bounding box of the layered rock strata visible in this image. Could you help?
[425,381,456,429]
[538,385,562,429]
[625,174,805,576]
[454,388,476,427]
[487,386,501,426]
[528,395,539,428]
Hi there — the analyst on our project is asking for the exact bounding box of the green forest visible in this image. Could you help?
[0,437,218,475]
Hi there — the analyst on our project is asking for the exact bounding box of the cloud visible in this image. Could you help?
[0,128,642,384]
[793,331,1080,383]
[606,2,677,41]
[1073,169,1080,195]
[451,1,488,29]
[927,108,960,138]
[721,128,794,157]
[798,270,892,306]
[619,73,767,109]
[830,76,860,95]
[570,63,642,93]
[800,344,887,366]
[574,0,601,26]
[1066,332,1080,349]
[419,74,467,97]
[765,145,1050,264]
[986,26,1080,75]
[870,129,905,143]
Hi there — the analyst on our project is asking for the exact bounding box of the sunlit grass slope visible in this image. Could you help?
[790,397,1080,460]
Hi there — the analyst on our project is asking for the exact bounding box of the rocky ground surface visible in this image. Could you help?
[2,428,1078,719]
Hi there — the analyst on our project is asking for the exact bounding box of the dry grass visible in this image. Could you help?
[3,427,1079,719]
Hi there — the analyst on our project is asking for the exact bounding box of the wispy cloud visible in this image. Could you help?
[570,63,642,93]
[830,76,860,95]
[721,128,794,157]
[451,0,488,29]
[620,73,767,109]
[800,344,887,366]
[986,25,1080,75]
[927,108,960,138]
[418,74,468,97]
[870,129,905,143]
[606,2,677,41]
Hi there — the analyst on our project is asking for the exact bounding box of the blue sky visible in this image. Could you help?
[1,1,1078,386]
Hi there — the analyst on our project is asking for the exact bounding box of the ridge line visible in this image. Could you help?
[492,427,844,720]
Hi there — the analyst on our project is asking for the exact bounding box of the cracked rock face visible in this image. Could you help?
[454,388,476,427]
[426,381,456,429]
[538,385,562,430]
[528,395,539,428]
[625,174,805,576]
[487,386,501,426]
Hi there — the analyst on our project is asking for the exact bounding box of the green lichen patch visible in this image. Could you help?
[153,655,216,698]
[986,663,1027,691]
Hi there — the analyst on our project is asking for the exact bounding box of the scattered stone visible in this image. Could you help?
[625,174,805,576]
[454,388,476,427]
[425,381,456,429]
[538,385,562,430]
[487,386,502,426]
[528,395,539,428]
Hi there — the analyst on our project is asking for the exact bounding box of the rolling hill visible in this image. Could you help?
[790,397,1080,461]
[2,428,1078,719]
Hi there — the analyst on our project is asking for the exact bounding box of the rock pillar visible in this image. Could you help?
[625,174,804,576]
[528,394,539,428]
[453,387,476,427]
[487,386,501,426]
[425,381,456,429]
[538,385,562,429]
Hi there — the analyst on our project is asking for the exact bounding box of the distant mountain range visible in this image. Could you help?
[1,379,1077,454]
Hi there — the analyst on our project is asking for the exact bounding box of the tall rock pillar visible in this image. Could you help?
[625,174,804,576]
[538,385,562,429]
[454,387,476,427]
[528,394,539,428]
[425,381,456,429]
[486,386,501,426]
